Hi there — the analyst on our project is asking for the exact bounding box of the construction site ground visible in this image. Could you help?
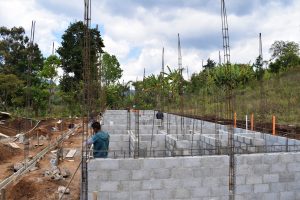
[0,118,82,200]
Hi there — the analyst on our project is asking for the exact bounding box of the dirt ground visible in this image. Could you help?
[0,118,82,200]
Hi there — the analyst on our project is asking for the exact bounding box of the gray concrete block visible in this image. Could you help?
[253,164,270,175]
[143,158,165,169]
[96,159,119,170]
[171,168,193,179]
[262,193,280,200]
[173,188,191,199]
[287,163,300,172]
[279,173,295,182]
[270,183,287,192]
[270,163,287,173]
[142,180,163,190]
[132,170,151,180]
[263,154,279,164]
[119,159,142,170]
[131,191,151,199]
[236,175,246,185]
[246,175,263,184]
[254,183,269,193]
[279,191,295,200]
[235,185,253,194]
[110,192,130,200]
[263,174,279,183]
[190,187,211,198]
[152,168,171,179]
[110,170,131,181]
[98,181,119,192]
[163,179,181,189]
[211,186,228,196]
[279,153,294,163]
[151,189,172,200]
[129,180,142,190]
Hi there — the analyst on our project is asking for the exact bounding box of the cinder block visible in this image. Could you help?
[132,170,151,180]
[237,165,251,175]
[263,174,279,183]
[151,189,172,200]
[97,159,119,170]
[143,158,165,169]
[211,186,229,195]
[152,168,171,179]
[262,193,280,200]
[98,181,119,192]
[263,154,279,164]
[286,181,300,190]
[119,159,142,170]
[129,180,142,190]
[246,154,263,165]
[131,191,151,199]
[190,187,211,198]
[163,179,181,189]
[287,163,300,172]
[182,157,201,168]
[279,173,295,182]
[173,188,191,199]
[254,183,269,193]
[142,179,163,190]
[235,185,253,194]
[236,175,246,185]
[270,163,287,173]
[110,170,131,181]
[171,168,193,179]
[246,175,262,184]
[279,191,295,200]
[110,192,130,200]
[253,164,270,175]
[270,183,287,192]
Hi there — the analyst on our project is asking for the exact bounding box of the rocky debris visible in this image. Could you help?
[61,167,71,178]
[44,166,62,180]
[14,162,23,172]
[58,186,70,194]
[58,186,70,199]
[44,166,70,180]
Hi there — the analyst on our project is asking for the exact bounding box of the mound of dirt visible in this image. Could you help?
[0,143,21,161]
[6,179,36,200]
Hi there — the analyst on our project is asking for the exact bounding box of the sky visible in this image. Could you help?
[0,0,299,82]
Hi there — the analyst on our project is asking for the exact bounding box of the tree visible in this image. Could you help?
[102,52,123,85]
[40,55,61,114]
[269,41,300,73]
[0,26,44,82]
[0,73,24,110]
[203,58,216,70]
[57,21,104,92]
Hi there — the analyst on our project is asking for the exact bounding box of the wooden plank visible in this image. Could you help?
[65,149,77,158]
[8,142,20,149]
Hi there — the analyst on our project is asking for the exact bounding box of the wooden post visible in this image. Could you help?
[93,191,98,200]
[272,115,276,135]
[234,112,237,128]
[1,188,6,200]
[250,113,254,131]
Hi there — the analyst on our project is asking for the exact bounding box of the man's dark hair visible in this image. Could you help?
[91,121,101,130]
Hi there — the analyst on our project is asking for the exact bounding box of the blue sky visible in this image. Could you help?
[0,0,299,81]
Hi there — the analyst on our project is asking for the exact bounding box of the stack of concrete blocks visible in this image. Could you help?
[233,134,265,153]
[199,134,228,155]
[88,156,229,200]
[108,134,130,158]
[235,152,300,200]
[165,134,201,156]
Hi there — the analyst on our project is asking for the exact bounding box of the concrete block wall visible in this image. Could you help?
[108,134,130,158]
[165,134,200,156]
[235,152,300,200]
[88,156,229,200]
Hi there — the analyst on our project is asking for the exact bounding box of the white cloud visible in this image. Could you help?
[1,0,299,82]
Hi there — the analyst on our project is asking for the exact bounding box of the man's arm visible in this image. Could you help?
[86,137,94,145]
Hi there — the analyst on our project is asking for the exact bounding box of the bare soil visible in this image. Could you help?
[1,118,82,200]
